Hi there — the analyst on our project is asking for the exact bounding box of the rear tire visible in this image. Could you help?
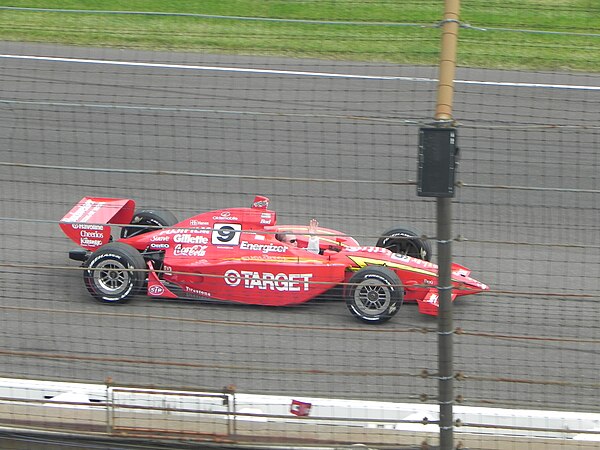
[121,208,178,239]
[375,226,432,261]
[345,266,403,324]
[84,243,146,304]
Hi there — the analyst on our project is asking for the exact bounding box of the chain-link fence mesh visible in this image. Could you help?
[0,2,598,448]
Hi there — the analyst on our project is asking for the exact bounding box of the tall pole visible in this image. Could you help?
[435,1,461,123]
[435,2,460,450]
[437,196,454,450]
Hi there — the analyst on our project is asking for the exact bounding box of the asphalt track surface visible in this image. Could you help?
[0,42,599,412]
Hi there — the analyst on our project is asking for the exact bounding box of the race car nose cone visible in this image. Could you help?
[477,281,490,292]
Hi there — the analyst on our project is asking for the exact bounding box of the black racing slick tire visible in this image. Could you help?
[345,266,403,324]
[120,208,178,239]
[375,226,432,261]
[84,242,146,304]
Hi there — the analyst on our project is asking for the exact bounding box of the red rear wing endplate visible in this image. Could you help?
[59,197,135,250]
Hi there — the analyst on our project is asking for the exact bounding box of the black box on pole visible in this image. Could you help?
[417,127,458,197]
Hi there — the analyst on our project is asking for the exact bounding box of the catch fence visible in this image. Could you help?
[0,2,598,449]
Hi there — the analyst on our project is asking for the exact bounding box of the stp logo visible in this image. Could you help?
[148,285,165,296]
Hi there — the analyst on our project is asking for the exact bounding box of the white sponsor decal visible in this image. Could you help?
[159,228,207,235]
[149,243,169,249]
[71,223,104,230]
[81,202,104,222]
[224,269,312,292]
[212,212,239,221]
[190,220,209,226]
[184,286,212,298]
[173,244,207,257]
[173,234,209,244]
[151,235,169,242]
[240,241,288,254]
[191,228,210,234]
[346,246,390,254]
[66,199,94,222]
[80,230,103,239]
[425,293,439,305]
[253,200,268,208]
[80,237,103,247]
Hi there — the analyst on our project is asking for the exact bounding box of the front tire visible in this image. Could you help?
[376,226,432,261]
[84,243,146,304]
[345,266,403,324]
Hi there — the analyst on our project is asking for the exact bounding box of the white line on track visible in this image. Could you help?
[2,54,600,91]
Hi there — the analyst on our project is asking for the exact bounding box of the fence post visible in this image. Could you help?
[105,377,113,435]
[434,1,461,449]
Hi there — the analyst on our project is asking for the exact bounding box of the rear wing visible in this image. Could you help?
[59,197,135,250]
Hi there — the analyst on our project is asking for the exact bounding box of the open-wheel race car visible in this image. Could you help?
[59,195,488,324]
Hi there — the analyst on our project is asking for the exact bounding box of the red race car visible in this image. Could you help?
[59,195,488,324]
